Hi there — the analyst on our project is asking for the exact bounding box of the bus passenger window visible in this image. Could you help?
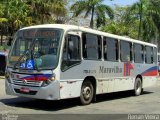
[103,37,118,61]
[145,46,153,64]
[61,35,81,71]
[134,44,144,63]
[82,33,101,60]
[153,47,157,64]
[120,41,132,62]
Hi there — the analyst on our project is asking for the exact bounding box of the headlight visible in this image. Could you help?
[42,74,56,87]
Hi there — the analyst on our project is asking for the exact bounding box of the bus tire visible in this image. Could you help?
[134,78,142,96]
[80,80,94,105]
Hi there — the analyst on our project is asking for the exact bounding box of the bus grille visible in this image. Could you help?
[12,79,43,87]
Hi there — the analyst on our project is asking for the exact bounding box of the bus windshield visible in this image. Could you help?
[8,28,63,70]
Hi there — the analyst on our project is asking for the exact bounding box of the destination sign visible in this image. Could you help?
[23,30,55,38]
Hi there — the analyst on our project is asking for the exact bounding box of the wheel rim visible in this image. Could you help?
[82,86,92,100]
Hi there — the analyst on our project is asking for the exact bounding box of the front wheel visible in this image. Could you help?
[134,78,142,96]
[80,81,94,105]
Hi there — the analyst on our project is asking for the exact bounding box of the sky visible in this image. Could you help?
[103,0,139,6]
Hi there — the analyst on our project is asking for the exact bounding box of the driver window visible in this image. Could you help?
[61,34,81,71]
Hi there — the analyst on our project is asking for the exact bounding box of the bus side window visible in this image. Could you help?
[134,43,144,63]
[82,33,101,60]
[61,34,81,71]
[145,46,153,64]
[120,41,132,62]
[103,37,118,61]
[153,47,157,64]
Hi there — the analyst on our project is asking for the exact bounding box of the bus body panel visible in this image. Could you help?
[59,80,83,99]
[59,60,102,99]
[59,60,157,99]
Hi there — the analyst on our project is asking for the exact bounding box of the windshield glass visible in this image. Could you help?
[8,28,63,70]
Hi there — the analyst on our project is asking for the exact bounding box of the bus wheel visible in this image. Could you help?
[80,80,94,105]
[134,78,142,96]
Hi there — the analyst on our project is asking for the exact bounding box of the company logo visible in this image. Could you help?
[23,80,27,84]
[124,63,134,76]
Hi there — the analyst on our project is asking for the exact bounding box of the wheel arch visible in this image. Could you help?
[136,74,143,84]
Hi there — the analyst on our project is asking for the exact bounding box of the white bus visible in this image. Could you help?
[5,24,158,105]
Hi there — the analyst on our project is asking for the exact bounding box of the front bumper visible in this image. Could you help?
[5,80,60,100]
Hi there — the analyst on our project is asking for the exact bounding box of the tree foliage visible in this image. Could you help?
[0,0,67,46]
[102,0,160,42]
[127,0,160,42]
[70,0,114,28]
[102,5,139,40]
[1,0,160,47]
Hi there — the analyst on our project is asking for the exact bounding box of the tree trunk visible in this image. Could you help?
[90,6,95,28]
[138,2,143,40]
[0,34,3,46]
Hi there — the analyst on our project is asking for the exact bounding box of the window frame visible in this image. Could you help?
[61,34,82,71]
[103,37,119,62]
[133,43,144,63]
[145,46,153,64]
[82,32,102,60]
[120,40,132,62]
[153,47,157,64]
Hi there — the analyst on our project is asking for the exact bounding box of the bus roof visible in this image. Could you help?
[20,24,157,47]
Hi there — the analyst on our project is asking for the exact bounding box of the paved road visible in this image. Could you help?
[0,77,160,119]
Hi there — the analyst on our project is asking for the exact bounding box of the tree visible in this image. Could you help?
[5,0,31,34]
[26,0,67,24]
[0,3,8,46]
[102,5,139,39]
[70,0,114,28]
[50,0,67,24]
[0,0,32,47]
[26,0,51,24]
[0,0,68,47]
[128,0,160,41]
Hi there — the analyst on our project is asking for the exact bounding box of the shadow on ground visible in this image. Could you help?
[0,90,153,111]
[95,90,152,102]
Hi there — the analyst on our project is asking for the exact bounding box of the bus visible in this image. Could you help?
[5,24,158,105]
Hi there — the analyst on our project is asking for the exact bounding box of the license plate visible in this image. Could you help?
[20,88,30,93]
